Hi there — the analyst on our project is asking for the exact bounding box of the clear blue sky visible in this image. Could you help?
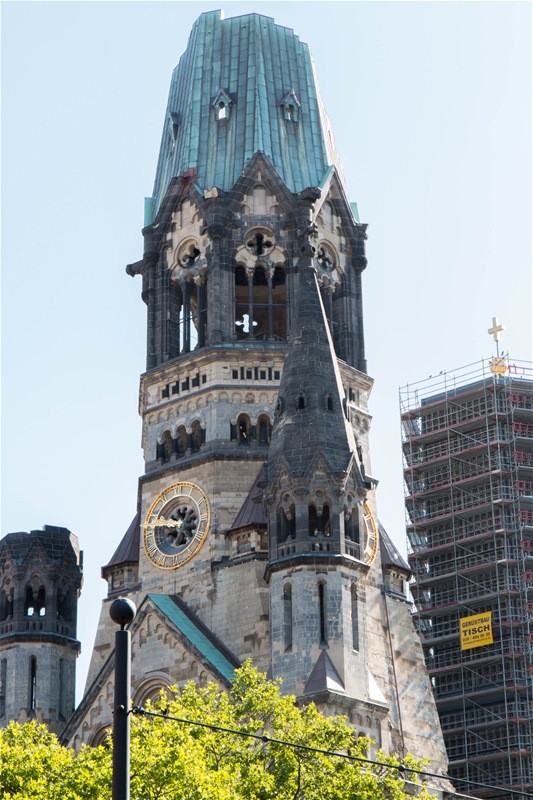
[2,1,531,701]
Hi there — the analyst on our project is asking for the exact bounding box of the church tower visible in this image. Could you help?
[65,11,449,775]
[0,526,83,735]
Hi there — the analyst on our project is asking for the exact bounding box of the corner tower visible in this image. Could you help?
[0,526,83,735]
[74,11,449,778]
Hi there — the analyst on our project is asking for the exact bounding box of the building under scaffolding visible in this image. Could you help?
[400,358,533,799]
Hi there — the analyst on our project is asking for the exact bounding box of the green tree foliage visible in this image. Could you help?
[0,662,434,799]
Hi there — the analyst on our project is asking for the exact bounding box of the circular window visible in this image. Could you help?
[245,228,275,257]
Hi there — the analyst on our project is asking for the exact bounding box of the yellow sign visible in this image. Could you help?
[460,612,493,650]
[490,357,508,375]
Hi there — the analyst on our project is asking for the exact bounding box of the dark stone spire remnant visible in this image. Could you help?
[267,261,357,484]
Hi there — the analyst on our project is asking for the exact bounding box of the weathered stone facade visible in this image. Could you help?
[17,9,449,789]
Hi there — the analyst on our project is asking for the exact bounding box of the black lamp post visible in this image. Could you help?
[109,597,136,800]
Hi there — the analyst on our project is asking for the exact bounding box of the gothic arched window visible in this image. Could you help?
[177,279,207,354]
[176,425,188,457]
[234,224,286,341]
[237,414,251,445]
[37,586,46,617]
[164,431,174,462]
[25,585,35,616]
[278,506,295,542]
[258,414,272,445]
[309,504,319,536]
[309,504,330,536]
[191,421,204,453]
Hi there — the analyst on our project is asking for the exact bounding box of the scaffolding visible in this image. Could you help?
[400,358,533,799]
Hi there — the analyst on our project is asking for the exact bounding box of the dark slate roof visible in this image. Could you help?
[379,523,410,573]
[0,525,80,566]
[228,466,267,532]
[103,513,140,570]
[267,264,356,479]
[150,10,345,218]
[148,594,240,684]
[304,650,345,694]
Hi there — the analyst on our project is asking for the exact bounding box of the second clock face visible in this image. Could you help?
[143,482,210,570]
[361,501,379,565]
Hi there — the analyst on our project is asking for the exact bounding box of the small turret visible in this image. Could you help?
[0,525,83,734]
[265,257,366,566]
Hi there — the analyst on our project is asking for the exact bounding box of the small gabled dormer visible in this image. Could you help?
[213,89,233,122]
[280,89,301,123]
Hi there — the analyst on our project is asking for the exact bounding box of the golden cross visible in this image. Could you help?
[487,316,504,343]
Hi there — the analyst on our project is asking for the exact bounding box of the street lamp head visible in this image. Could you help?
[109,597,136,629]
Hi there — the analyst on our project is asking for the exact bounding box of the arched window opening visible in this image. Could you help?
[91,727,112,748]
[28,656,37,713]
[179,280,207,353]
[25,586,35,617]
[309,504,330,536]
[57,588,70,621]
[272,267,286,340]
[251,267,269,339]
[351,583,359,650]
[297,395,306,410]
[0,590,12,622]
[191,421,204,453]
[278,507,296,541]
[162,431,173,462]
[217,101,228,120]
[325,394,334,411]
[237,414,250,445]
[309,504,319,536]
[322,505,331,536]
[37,586,46,617]
[283,584,293,650]
[235,267,251,339]
[258,415,272,445]
[176,426,188,457]
[345,508,360,544]
[235,262,286,341]
[318,582,327,645]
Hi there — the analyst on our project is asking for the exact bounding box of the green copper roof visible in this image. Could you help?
[150,10,344,218]
[148,593,238,684]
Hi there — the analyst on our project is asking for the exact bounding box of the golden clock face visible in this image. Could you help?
[143,482,210,570]
[361,501,379,565]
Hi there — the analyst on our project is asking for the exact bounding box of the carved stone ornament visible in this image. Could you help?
[169,238,207,284]
[297,222,319,240]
